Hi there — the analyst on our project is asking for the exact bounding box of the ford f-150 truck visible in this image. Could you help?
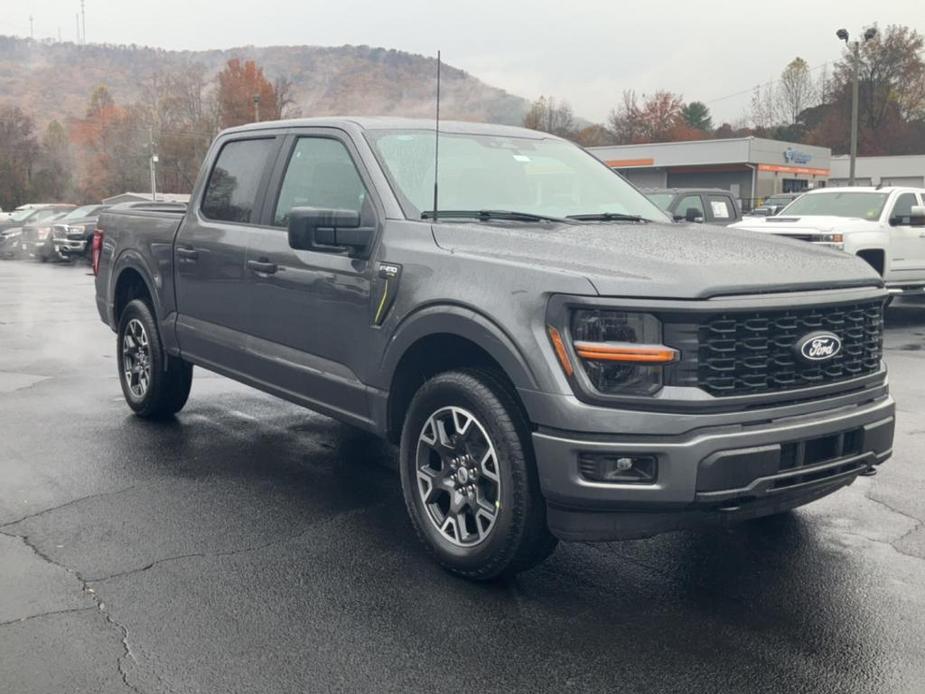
[94,118,895,579]
[732,186,925,297]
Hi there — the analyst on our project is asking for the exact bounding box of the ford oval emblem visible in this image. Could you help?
[796,332,842,362]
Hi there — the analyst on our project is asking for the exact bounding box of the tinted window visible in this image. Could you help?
[890,193,918,224]
[675,195,704,219]
[201,138,275,223]
[273,138,369,227]
[646,193,674,211]
[707,195,733,220]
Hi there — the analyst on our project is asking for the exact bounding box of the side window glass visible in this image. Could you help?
[890,193,916,225]
[676,195,704,218]
[707,195,733,220]
[273,137,369,228]
[201,138,275,223]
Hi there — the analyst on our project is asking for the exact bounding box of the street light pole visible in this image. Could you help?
[836,27,876,187]
[253,94,261,123]
[849,40,860,186]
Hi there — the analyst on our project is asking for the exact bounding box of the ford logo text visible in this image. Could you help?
[797,332,842,362]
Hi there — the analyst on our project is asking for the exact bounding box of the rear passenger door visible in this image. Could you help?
[174,135,281,365]
[241,129,382,421]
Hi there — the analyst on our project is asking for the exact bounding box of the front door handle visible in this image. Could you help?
[176,247,199,261]
[247,259,278,275]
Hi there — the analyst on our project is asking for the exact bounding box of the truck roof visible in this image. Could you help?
[221,116,551,140]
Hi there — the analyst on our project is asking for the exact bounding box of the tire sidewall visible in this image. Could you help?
[116,300,165,414]
[400,372,529,575]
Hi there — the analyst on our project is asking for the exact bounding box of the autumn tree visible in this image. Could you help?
[215,58,292,129]
[572,124,614,147]
[608,91,707,144]
[141,64,217,192]
[777,57,817,125]
[70,86,149,201]
[0,106,39,209]
[522,96,576,138]
[681,101,713,132]
[32,120,74,201]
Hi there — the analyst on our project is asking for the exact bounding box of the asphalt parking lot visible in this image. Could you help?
[1,260,923,694]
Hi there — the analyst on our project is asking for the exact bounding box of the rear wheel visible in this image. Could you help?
[399,368,556,580]
[117,299,193,418]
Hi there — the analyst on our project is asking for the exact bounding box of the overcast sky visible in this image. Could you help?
[8,1,924,123]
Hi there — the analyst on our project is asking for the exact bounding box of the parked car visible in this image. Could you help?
[0,204,74,259]
[20,211,73,261]
[747,192,804,217]
[644,188,742,225]
[94,118,894,579]
[50,204,111,262]
[732,186,925,297]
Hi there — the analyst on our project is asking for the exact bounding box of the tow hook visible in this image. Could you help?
[859,466,878,477]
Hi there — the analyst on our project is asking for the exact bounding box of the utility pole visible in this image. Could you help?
[836,27,877,186]
[76,14,80,43]
[81,0,86,44]
[148,128,158,202]
[252,94,261,122]
[29,15,34,39]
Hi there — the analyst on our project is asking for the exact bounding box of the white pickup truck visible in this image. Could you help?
[732,186,925,296]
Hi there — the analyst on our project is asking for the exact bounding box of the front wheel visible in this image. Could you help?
[117,299,193,418]
[399,368,556,580]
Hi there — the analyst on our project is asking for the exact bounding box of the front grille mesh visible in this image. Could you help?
[697,300,883,396]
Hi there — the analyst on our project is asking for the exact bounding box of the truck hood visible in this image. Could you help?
[732,215,877,235]
[431,221,881,299]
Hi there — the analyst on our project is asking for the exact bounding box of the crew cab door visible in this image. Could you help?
[242,129,382,422]
[887,191,925,280]
[174,135,281,365]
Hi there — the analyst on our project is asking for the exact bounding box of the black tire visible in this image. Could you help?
[399,368,557,580]
[117,299,193,419]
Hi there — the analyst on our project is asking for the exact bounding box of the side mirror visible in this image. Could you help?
[910,205,925,227]
[685,207,704,223]
[287,207,372,255]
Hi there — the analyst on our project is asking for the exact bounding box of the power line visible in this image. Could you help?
[702,60,835,107]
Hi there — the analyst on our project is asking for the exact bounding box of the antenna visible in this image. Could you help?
[432,50,441,222]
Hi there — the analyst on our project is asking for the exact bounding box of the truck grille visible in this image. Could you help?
[697,300,884,396]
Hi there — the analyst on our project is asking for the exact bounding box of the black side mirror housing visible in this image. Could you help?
[685,207,704,223]
[287,207,372,255]
[910,205,925,227]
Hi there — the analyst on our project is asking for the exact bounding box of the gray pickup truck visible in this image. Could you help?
[94,117,895,579]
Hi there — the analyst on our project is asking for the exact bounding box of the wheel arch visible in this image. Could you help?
[111,252,161,325]
[377,306,540,444]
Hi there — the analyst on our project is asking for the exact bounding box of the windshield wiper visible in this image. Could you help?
[421,209,572,224]
[567,212,649,223]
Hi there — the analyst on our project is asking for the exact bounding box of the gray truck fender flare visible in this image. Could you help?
[376,304,540,392]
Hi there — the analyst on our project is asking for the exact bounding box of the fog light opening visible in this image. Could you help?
[578,453,658,484]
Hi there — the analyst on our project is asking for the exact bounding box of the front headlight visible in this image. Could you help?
[566,309,677,395]
[818,233,844,244]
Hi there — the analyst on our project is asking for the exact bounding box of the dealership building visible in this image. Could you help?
[829,154,925,188]
[587,137,831,209]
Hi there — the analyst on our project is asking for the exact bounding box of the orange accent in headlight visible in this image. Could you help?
[574,341,679,364]
[547,326,574,376]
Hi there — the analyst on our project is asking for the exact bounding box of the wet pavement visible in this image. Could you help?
[1,260,923,694]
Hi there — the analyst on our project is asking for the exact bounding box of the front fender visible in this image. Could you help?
[375,303,541,393]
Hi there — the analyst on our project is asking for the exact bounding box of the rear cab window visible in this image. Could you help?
[706,195,735,221]
[201,138,276,224]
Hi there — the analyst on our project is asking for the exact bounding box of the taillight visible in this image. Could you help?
[91,228,103,275]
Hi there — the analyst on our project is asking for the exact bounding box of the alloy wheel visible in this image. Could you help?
[122,318,151,398]
[415,406,502,547]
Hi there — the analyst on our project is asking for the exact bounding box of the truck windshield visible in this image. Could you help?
[367,130,671,223]
[61,205,103,220]
[9,208,36,222]
[779,192,888,221]
[646,193,675,211]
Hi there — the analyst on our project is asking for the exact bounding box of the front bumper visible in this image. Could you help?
[530,389,894,541]
[53,237,87,255]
